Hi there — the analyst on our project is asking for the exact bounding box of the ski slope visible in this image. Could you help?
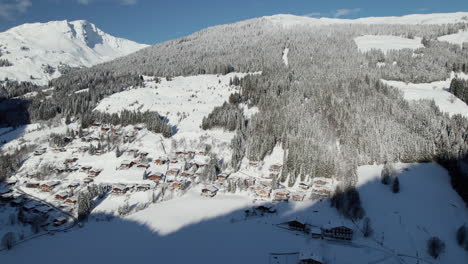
[354,35,423,54]
[0,20,148,84]
[438,30,468,47]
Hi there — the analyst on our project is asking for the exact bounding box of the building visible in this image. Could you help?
[80,165,92,172]
[248,161,259,167]
[179,171,193,177]
[83,178,94,184]
[216,173,229,181]
[269,164,283,172]
[40,181,60,192]
[23,201,39,211]
[148,172,164,183]
[136,163,150,169]
[166,168,180,176]
[298,183,310,190]
[0,193,14,202]
[55,192,69,200]
[65,197,77,204]
[298,254,323,264]
[67,183,80,189]
[64,157,78,164]
[5,178,17,186]
[88,168,103,177]
[25,182,40,188]
[119,160,134,169]
[154,158,167,165]
[309,226,323,239]
[136,184,151,191]
[254,187,272,198]
[273,189,290,202]
[292,192,306,202]
[112,184,128,194]
[321,224,353,240]
[201,185,218,197]
[53,216,68,226]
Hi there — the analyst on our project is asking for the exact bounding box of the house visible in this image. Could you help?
[169,159,178,164]
[136,163,150,169]
[66,166,80,173]
[91,121,101,127]
[196,151,206,155]
[298,183,309,190]
[298,253,323,264]
[52,147,66,153]
[33,205,53,215]
[25,182,40,188]
[134,124,144,130]
[54,166,67,174]
[265,172,278,179]
[312,188,332,197]
[166,168,180,176]
[63,158,78,164]
[310,226,323,239]
[154,158,167,165]
[285,220,308,232]
[273,189,290,202]
[292,192,306,202]
[171,181,183,190]
[148,172,164,183]
[112,184,128,194]
[0,187,12,195]
[119,160,134,169]
[23,200,39,211]
[80,165,92,172]
[248,161,259,167]
[67,183,80,189]
[255,187,272,198]
[5,178,17,186]
[53,216,68,226]
[321,223,353,240]
[0,193,14,202]
[140,152,149,158]
[65,197,77,204]
[10,197,24,207]
[34,148,46,156]
[55,192,69,200]
[88,168,102,177]
[40,181,60,192]
[83,178,94,184]
[255,205,276,214]
[201,185,218,197]
[95,150,103,156]
[269,164,283,172]
[179,171,193,177]
[78,146,89,152]
[136,184,151,191]
[216,173,229,181]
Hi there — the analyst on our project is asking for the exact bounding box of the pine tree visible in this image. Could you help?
[392,177,400,193]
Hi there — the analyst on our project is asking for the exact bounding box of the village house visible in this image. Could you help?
[148,172,164,183]
[265,172,278,179]
[269,164,283,172]
[136,184,151,191]
[321,223,353,240]
[298,183,310,190]
[40,181,60,192]
[284,220,308,232]
[171,181,183,190]
[254,186,272,198]
[309,226,323,239]
[23,200,39,211]
[179,171,193,177]
[139,151,149,158]
[34,148,46,156]
[83,178,94,184]
[10,197,24,207]
[54,166,67,174]
[0,193,14,202]
[245,177,256,186]
[33,205,53,215]
[66,166,80,173]
[292,192,306,202]
[53,216,68,226]
[201,185,218,197]
[169,159,178,164]
[298,253,324,264]
[52,147,66,153]
[65,197,77,204]
[88,168,103,177]
[55,192,69,200]
[112,184,128,194]
[255,205,276,214]
[5,178,17,186]
[67,183,80,189]
[25,182,40,188]
[136,163,150,169]
[248,161,259,167]
[80,165,92,172]
[95,150,103,156]
[119,160,134,169]
[273,189,290,202]
[216,173,229,181]
[166,168,180,176]
[154,157,167,165]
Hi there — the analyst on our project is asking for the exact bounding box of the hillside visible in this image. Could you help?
[0,20,148,84]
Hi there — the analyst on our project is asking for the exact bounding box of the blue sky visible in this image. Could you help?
[0,0,467,44]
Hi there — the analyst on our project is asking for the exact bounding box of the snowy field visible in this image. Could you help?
[2,162,466,264]
[438,30,468,47]
[0,20,148,84]
[354,35,424,54]
[382,72,468,117]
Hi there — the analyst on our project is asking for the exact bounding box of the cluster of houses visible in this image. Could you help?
[281,220,354,241]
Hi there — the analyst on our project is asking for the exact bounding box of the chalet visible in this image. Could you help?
[78,146,89,152]
[179,171,193,177]
[34,148,46,156]
[10,197,24,207]
[196,151,206,155]
[53,216,68,226]
[273,189,290,202]
[5,178,18,186]
[136,163,150,169]
[312,188,332,197]
[321,224,353,240]
[83,178,94,184]
[154,158,167,165]
[269,164,283,172]
[0,193,14,202]
[127,149,139,156]
[171,181,183,190]
[248,161,259,167]
[266,172,278,179]
[40,181,60,192]
[169,159,178,164]
[298,253,323,264]
[23,201,39,211]
[292,192,306,202]
[33,205,53,215]
[140,152,149,158]
[100,125,110,132]
[201,185,218,197]
[285,220,307,232]
[148,173,164,183]
[119,160,134,169]
[25,182,40,188]
[65,197,77,204]
[91,122,101,127]
[134,124,144,130]
[112,184,128,194]
[67,183,80,189]
[298,183,310,190]
[255,187,272,198]
[0,187,12,195]
[136,184,151,191]
[309,226,322,239]
[66,166,80,173]
[95,150,103,156]
[216,173,229,181]
[166,168,180,176]
[175,151,184,156]
[255,205,276,214]
[313,179,330,186]
[55,192,69,200]
[52,147,66,153]
[80,165,92,172]
[187,151,195,155]
[88,168,103,177]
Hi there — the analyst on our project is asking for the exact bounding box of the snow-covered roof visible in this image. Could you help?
[44,181,60,186]
[203,185,218,193]
[121,160,133,165]
[0,187,12,194]
[113,184,127,190]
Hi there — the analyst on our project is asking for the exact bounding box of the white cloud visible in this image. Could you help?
[0,0,32,20]
[304,12,321,18]
[334,8,361,18]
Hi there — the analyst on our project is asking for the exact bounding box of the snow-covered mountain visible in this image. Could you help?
[0,20,149,84]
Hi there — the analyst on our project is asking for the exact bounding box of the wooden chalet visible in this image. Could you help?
[53,216,68,226]
[136,184,151,191]
[67,183,80,189]
[136,163,150,169]
[273,189,290,202]
[298,183,310,190]
[201,185,218,197]
[171,181,183,190]
[23,201,39,211]
[269,164,283,172]
[88,168,103,177]
[148,173,164,183]
[322,224,353,240]
[112,184,128,194]
[169,159,178,164]
[33,205,52,215]
[248,161,259,167]
[95,150,103,156]
[25,182,40,188]
[154,158,167,165]
[5,178,17,186]
[292,192,306,202]
[140,152,149,158]
[40,181,60,192]
[0,193,14,202]
[55,192,69,200]
[166,168,180,176]
[52,147,66,153]
[119,160,134,169]
[179,171,193,177]
[65,197,77,204]
[255,187,272,198]
[83,178,94,184]
[285,220,307,231]
[80,165,92,172]
[216,173,229,181]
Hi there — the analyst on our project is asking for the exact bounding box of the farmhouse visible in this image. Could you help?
[201,185,218,197]
[298,183,310,190]
[171,181,183,190]
[269,164,283,172]
[112,184,128,194]
[273,189,290,202]
[154,157,167,165]
[65,197,77,204]
[55,192,69,200]
[83,178,94,184]
[40,181,60,192]
[136,163,150,169]
[80,165,92,172]
[216,173,229,181]
[25,182,40,188]
[148,172,164,183]
[179,171,193,177]
[254,187,272,198]
[23,201,39,211]
[34,205,53,215]
[248,161,259,167]
[88,168,103,177]
[322,223,353,240]
[120,160,134,169]
[284,220,308,232]
[53,216,68,226]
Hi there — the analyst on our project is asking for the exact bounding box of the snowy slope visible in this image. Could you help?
[354,35,423,54]
[265,12,468,27]
[382,72,468,118]
[0,20,148,84]
[438,30,468,47]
